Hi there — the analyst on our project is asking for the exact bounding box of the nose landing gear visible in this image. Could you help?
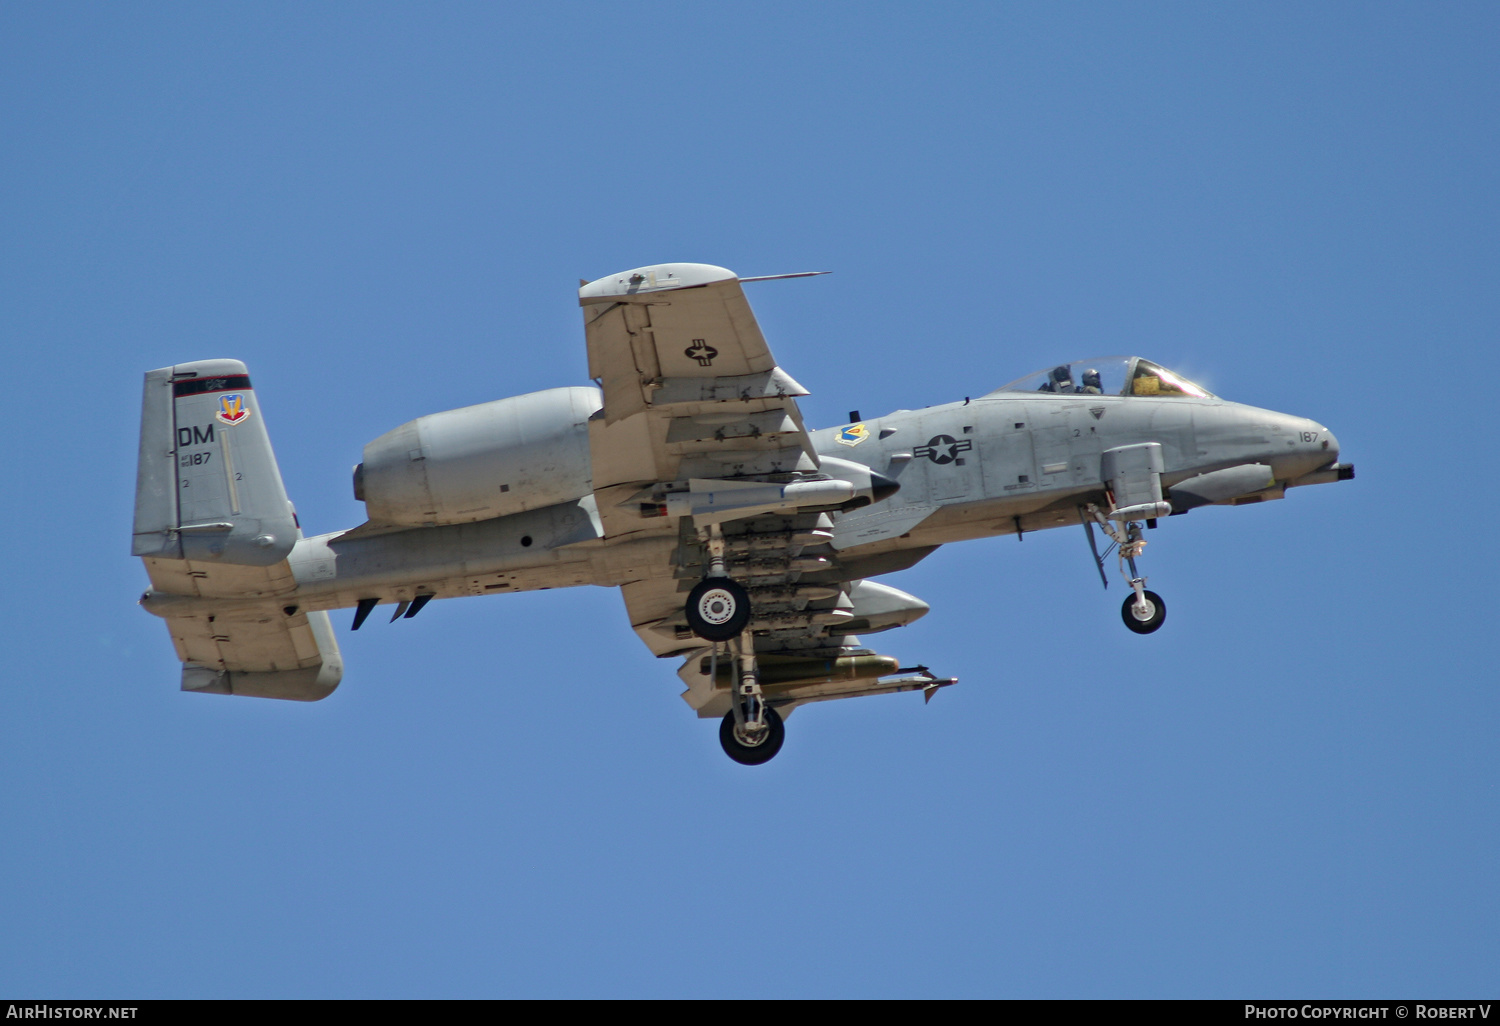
[1084,504,1168,635]
[1121,588,1166,634]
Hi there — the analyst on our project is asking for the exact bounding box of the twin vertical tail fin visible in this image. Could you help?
[133,360,299,564]
[133,360,342,701]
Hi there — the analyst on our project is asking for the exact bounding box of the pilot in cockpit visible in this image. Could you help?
[995,356,1215,401]
[1039,365,1074,393]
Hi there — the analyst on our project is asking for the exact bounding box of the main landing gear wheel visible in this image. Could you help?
[686,577,751,641]
[719,706,785,765]
[1121,590,1166,634]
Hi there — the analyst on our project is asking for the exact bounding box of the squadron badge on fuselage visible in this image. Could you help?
[837,422,870,447]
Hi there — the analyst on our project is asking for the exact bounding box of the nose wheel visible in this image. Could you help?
[1121,589,1166,634]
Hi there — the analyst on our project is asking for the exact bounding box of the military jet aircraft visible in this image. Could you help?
[132,262,1353,764]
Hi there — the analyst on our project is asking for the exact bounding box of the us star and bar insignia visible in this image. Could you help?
[915,434,972,465]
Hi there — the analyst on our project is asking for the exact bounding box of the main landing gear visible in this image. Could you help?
[720,705,784,765]
[701,629,785,765]
[685,522,751,642]
[1083,503,1168,635]
[686,577,750,641]
[687,524,786,763]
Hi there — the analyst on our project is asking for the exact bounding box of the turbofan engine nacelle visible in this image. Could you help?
[355,386,600,527]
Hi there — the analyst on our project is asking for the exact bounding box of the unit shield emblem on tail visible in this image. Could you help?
[216,393,250,425]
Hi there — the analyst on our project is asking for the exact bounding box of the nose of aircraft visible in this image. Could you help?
[1286,417,1353,486]
[1194,403,1348,485]
[1303,418,1339,461]
[1289,416,1344,482]
[1249,410,1343,479]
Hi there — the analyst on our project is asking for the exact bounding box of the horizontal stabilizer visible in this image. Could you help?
[172,607,342,702]
[183,660,339,702]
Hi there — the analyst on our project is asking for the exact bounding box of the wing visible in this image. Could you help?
[581,263,818,540]
[581,264,930,705]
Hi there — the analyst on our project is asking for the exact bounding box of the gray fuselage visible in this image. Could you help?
[210,390,1338,623]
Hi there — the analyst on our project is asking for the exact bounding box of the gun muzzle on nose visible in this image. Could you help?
[1282,421,1354,489]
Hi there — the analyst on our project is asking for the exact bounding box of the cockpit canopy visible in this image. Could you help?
[988,356,1216,399]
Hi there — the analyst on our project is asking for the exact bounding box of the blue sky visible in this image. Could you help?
[1,2,1495,997]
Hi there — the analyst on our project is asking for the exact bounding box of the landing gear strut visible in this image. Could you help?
[686,523,752,641]
[1085,504,1168,635]
[707,630,786,765]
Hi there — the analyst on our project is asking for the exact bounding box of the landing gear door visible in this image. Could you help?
[1100,442,1169,521]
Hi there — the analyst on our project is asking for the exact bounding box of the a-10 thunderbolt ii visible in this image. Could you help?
[132,262,1353,764]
